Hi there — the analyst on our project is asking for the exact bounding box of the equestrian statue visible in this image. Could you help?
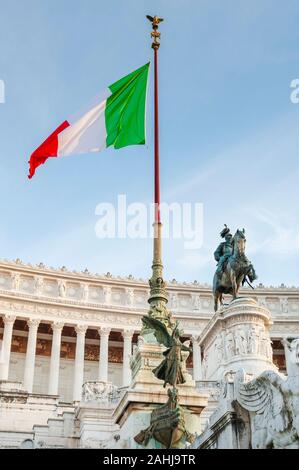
[213,225,257,311]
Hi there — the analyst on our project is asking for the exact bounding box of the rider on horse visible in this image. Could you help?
[213,225,258,311]
[214,225,233,279]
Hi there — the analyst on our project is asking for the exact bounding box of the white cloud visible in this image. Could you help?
[246,208,299,257]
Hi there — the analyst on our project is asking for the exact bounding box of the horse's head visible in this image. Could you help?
[233,228,246,254]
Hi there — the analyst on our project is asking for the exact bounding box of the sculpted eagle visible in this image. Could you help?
[146,15,164,25]
[234,337,299,449]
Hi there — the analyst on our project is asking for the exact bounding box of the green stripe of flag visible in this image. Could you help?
[105,62,150,149]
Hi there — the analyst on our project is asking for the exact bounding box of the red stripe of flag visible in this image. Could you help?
[28,120,70,179]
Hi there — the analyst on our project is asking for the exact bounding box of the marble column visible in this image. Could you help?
[23,319,40,393]
[48,322,64,395]
[192,336,202,381]
[0,315,16,380]
[73,325,87,402]
[98,327,111,382]
[122,329,133,387]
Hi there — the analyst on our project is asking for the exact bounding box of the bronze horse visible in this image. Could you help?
[213,229,257,311]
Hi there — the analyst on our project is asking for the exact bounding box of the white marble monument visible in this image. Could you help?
[234,336,299,449]
[199,297,277,381]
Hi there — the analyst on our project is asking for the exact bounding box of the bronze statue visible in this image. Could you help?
[142,315,192,387]
[134,387,194,449]
[134,316,194,448]
[213,226,257,311]
[214,224,233,279]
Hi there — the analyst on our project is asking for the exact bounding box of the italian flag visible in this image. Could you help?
[28,63,150,178]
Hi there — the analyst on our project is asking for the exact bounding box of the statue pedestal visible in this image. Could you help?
[75,382,122,449]
[130,339,195,393]
[200,297,277,381]
[192,298,278,449]
[114,339,209,449]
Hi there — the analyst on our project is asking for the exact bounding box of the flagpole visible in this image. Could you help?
[154,44,160,224]
[146,15,171,328]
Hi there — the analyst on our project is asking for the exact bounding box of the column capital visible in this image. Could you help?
[75,324,88,335]
[51,321,64,332]
[27,318,40,328]
[3,315,16,324]
[122,329,134,340]
[98,327,111,337]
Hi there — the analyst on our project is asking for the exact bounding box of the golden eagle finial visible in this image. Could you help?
[146,15,164,49]
[146,15,164,26]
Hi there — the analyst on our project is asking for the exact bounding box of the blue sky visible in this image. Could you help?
[0,0,299,286]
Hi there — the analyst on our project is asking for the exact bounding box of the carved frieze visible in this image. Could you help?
[82,381,120,404]
[200,299,278,381]
[218,325,273,361]
[0,396,27,404]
